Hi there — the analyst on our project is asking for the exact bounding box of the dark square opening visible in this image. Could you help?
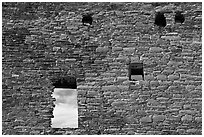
[129,63,144,81]
[53,76,77,89]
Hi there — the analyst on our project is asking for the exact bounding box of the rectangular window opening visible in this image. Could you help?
[129,63,144,81]
[51,76,78,129]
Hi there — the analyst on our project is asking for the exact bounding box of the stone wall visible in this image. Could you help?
[2,2,202,135]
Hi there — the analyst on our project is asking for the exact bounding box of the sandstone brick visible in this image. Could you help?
[117,77,128,82]
[156,97,169,101]
[129,84,141,90]
[112,47,123,52]
[116,57,128,63]
[96,47,109,53]
[149,47,163,52]
[186,129,197,134]
[140,116,152,123]
[147,99,159,106]
[195,117,202,123]
[131,75,143,81]
[186,85,196,91]
[144,75,154,81]
[123,47,135,54]
[156,74,167,81]
[77,85,92,90]
[168,75,180,81]
[179,110,197,115]
[130,56,140,62]
[102,85,117,91]
[162,69,174,75]
[161,35,181,40]
[181,115,193,122]
[65,58,76,62]
[176,129,185,134]
[117,85,129,90]
[152,115,165,122]
[150,81,159,87]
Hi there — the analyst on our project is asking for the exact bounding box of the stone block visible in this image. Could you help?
[144,75,154,81]
[195,117,202,123]
[176,129,185,134]
[156,74,167,81]
[140,116,152,123]
[162,69,174,75]
[168,75,180,81]
[117,85,129,90]
[96,47,109,53]
[117,77,129,82]
[130,56,140,63]
[186,129,197,134]
[152,115,165,122]
[123,47,135,54]
[149,47,163,52]
[150,81,159,87]
[131,75,143,81]
[181,115,193,122]
[65,58,76,62]
[112,47,123,52]
[161,36,181,40]
[102,85,117,91]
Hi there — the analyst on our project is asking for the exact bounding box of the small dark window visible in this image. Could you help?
[174,11,185,24]
[82,14,93,26]
[129,63,144,81]
[154,12,166,28]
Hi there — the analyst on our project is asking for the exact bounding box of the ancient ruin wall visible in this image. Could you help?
[2,2,202,135]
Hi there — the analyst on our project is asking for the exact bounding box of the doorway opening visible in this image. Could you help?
[51,76,78,128]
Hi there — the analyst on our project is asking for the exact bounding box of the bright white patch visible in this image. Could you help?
[51,88,78,128]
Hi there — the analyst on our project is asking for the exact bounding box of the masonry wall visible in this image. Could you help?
[2,2,202,135]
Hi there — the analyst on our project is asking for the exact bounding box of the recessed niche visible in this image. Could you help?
[82,14,93,26]
[53,76,77,89]
[129,63,144,81]
[51,76,78,128]
[174,11,185,24]
[154,12,166,28]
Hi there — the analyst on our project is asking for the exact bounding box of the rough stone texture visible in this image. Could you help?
[153,115,165,123]
[2,2,202,135]
[140,116,152,123]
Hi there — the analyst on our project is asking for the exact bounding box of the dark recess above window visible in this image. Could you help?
[53,76,77,89]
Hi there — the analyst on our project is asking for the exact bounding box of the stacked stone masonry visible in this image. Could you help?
[2,2,202,135]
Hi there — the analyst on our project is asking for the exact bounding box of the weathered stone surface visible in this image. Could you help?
[195,117,202,123]
[117,85,129,90]
[168,75,180,81]
[152,115,165,122]
[179,110,197,115]
[161,35,181,40]
[181,115,193,122]
[140,116,152,123]
[186,129,198,134]
[2,2,202,135]
[130,56,140,62]
[112,47,123,52]
[96,47,109,53]
[144,75,154,81]
[150,81,159,87]
[156,75,167,81]
[102,85,118,91]
[183,104,191,109]
[149,47,163,52]
[162,69,174,75]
